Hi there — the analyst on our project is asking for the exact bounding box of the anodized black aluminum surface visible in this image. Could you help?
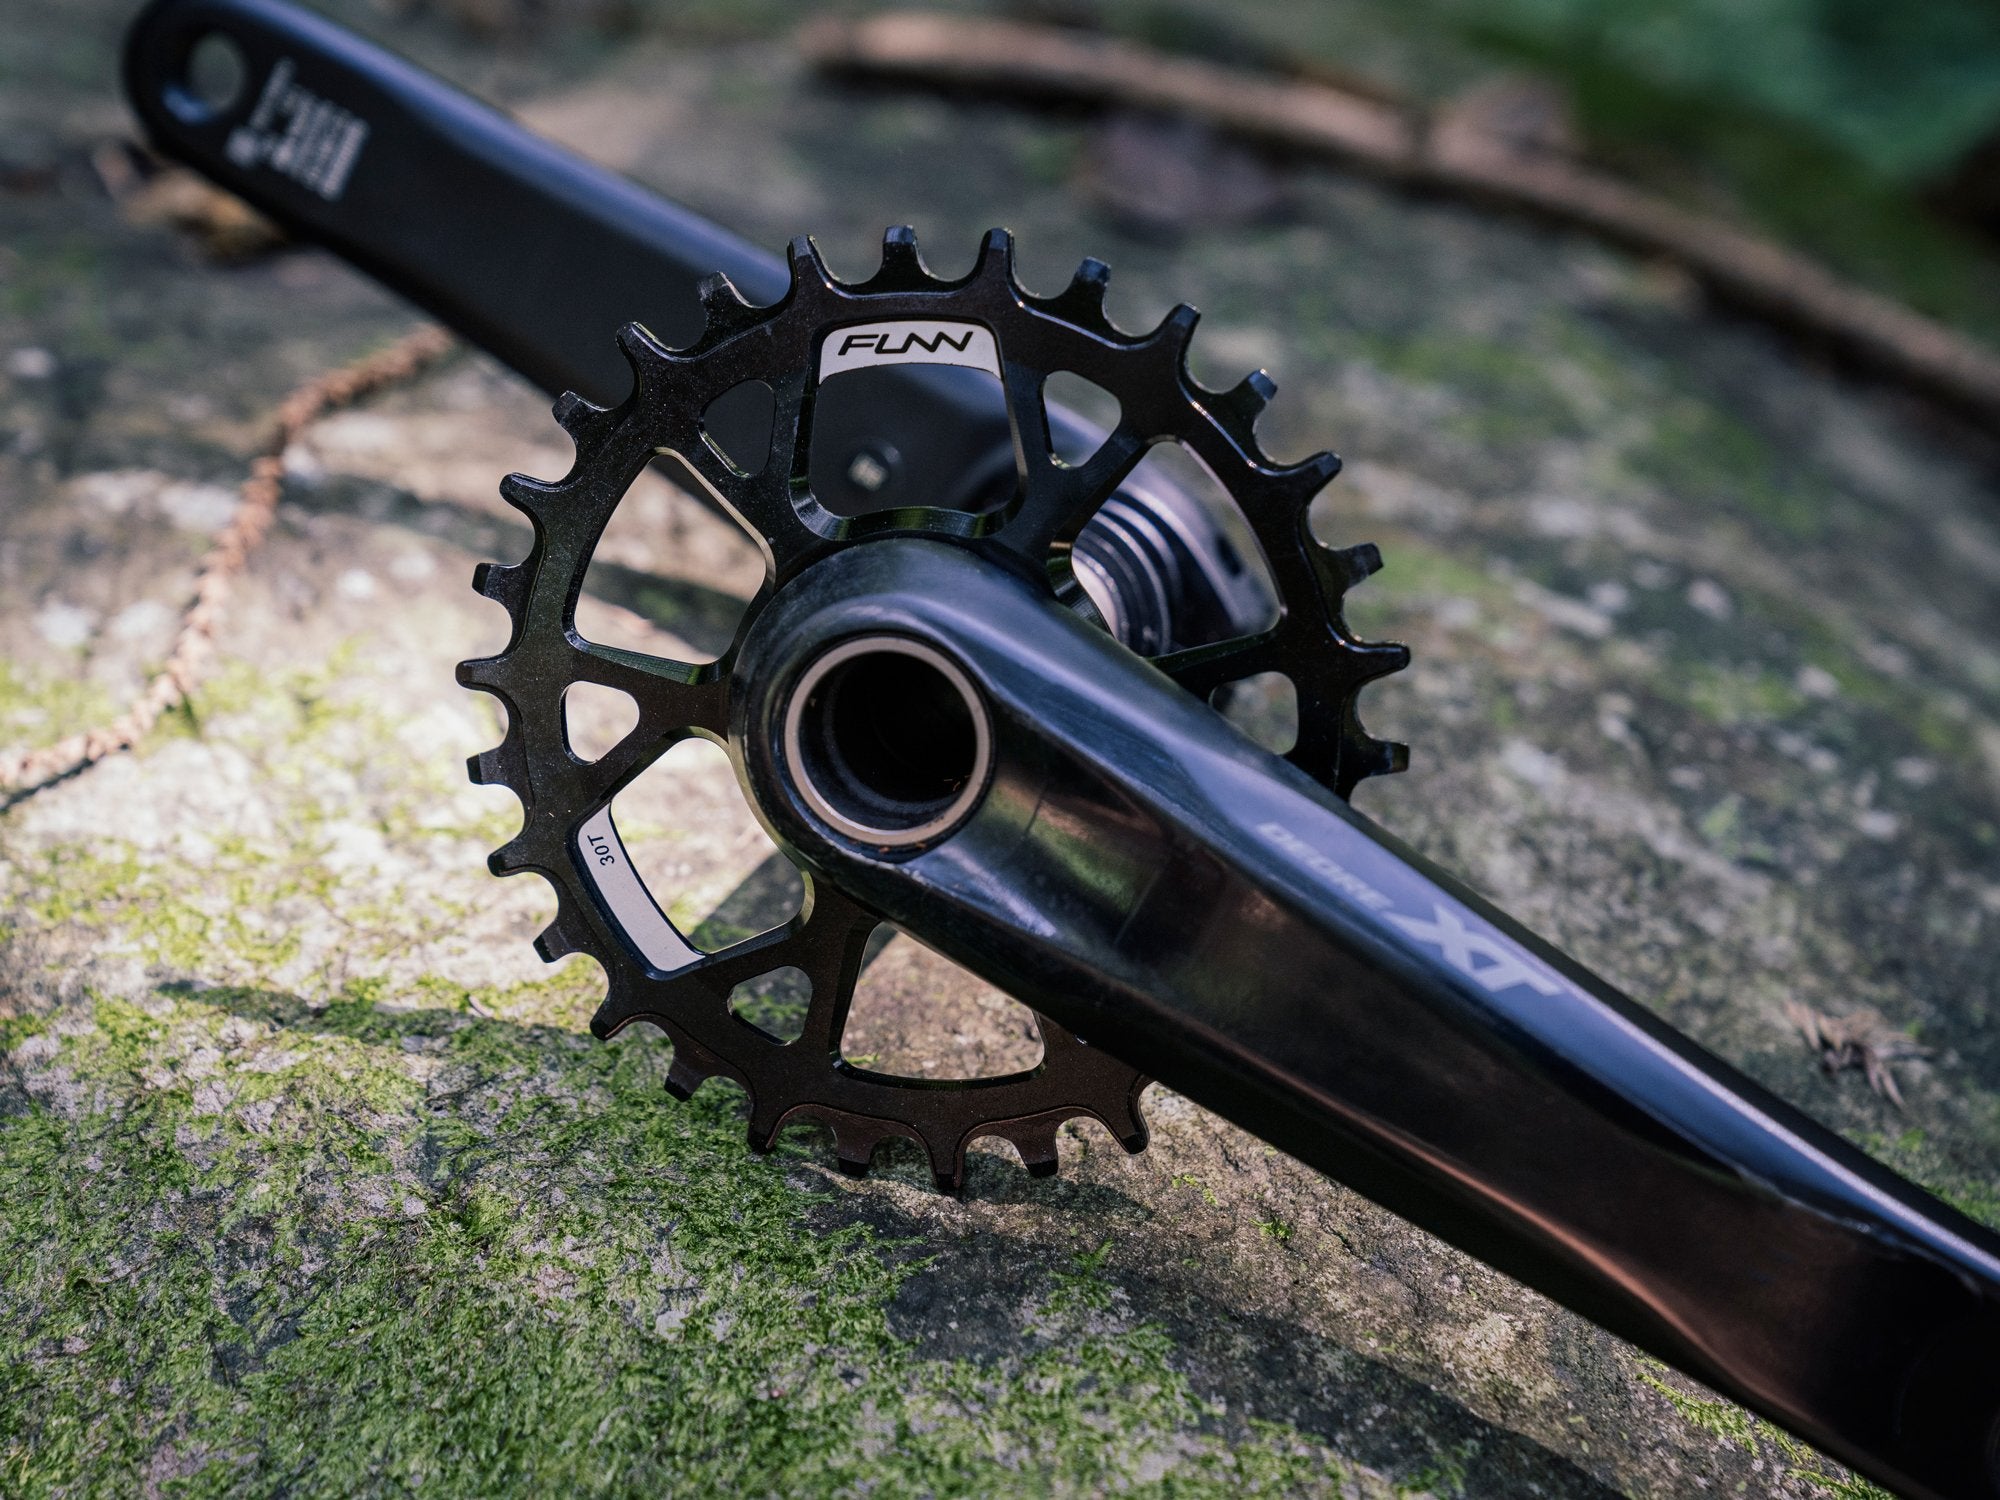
[733,539,2000,1500]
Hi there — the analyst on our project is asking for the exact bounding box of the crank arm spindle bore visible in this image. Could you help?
[714,538,2000,1500]
[120,0,1270,649]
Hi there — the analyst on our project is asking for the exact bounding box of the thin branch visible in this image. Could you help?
[0,325,455,798]
[803,12,2000,426]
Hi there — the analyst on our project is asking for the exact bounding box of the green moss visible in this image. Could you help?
[1363,539,1505,611]
[1856,1129,2000,1233]
[1625,395,1830,541]
[3,654,501,988]
[0,660,116,752]
[1,975,1367,1497]
[1346,330,1593,448]
[1393,1443,1471,1497]
[1015,128,1086,189]
[1637,1361,1903,1500]
[1636,1364,1757,1454]
[1680,662,1808,727]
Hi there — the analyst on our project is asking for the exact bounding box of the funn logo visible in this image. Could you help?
[836,328,977,357]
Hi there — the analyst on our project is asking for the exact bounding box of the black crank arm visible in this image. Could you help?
[120,0,1268,649]
[724,538,2000,1500]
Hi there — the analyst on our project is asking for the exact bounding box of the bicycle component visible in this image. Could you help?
[120,0,1272,657]
[121,5,2000,1495]
[733,537,2000,1500]
[456,225,1406,1190]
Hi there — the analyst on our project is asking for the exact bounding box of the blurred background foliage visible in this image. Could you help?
[1076,0,2000,340]
[357,0,2000,340]
[1460,0,2000,331]
[1472,0,2000,186]
[20,0,1999,337]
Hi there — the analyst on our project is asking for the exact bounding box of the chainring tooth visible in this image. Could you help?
[462,228,1410,1192]
[1051,255,1112,327]
[1323,539,1385,589]
[663,1049,713,1102]
[465,721,526,790]
[1209,367,1277,443]
[551,388,615,445]
[855,224,934,293]
[969,225,1017,286]
[1151,301,1200,360]
[484,837,530,877]
[999,1120,1064,1178]
[469,558,529,612]
[1278,448,1344,499]
[533,893,588,963]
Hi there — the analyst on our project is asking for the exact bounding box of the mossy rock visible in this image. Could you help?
[4,2,1996,1495]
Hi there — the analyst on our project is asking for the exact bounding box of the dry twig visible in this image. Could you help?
[0,325,455,798]
[1784,1000,1930,1108]
[803,12,2000,427]
[92,141,287,261]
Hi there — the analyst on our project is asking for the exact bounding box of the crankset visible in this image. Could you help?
[125,4,2000,1497]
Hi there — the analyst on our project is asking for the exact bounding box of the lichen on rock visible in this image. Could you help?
[4,2,1997,1495]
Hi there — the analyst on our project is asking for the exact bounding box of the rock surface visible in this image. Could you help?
[4,2,1998,1495]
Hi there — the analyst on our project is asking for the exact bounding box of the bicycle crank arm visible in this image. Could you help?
[700,537,2000,1500]
[121,0,1270,651]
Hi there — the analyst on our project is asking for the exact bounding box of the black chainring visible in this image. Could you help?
[458,227,1408,1190]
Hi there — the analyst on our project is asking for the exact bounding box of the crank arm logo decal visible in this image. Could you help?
[1257,821,1582,1002]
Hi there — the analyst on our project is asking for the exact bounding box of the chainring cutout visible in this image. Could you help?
[458,227,1407,1190]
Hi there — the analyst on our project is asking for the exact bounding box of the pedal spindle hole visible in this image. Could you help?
[168,32,247,124]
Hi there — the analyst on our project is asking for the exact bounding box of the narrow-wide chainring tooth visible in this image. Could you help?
[551,389,615,445]
[461,229,1410,1192]
[613,321,682,402]
[786,233,839,298]
[828,1113,898,1177]
[687,272,768,355]
[1037,256,1115,333]
[1366,735,1412,779]
[484,833,536,877]
[533,893,589,963]
[470,559,531,616]
[852,224,939,295]
[465,720,528,791]
[1208,368,1278,453]
[497,468,565,518]
[745,1090,790,1156]
[1098,1081,1151,1154]
[455,654,510,695]
[1277,449,1344,501]
[1324,540,1385,589]
[985,1115,1068,1178]
[924,1136,972,1192]
[1355,639,1413,679]
[970,225,1018,289]
[1144,302,1202,379]
[663,1049,714,1102]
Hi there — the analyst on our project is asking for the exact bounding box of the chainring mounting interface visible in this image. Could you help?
[458,226,1409,1191]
